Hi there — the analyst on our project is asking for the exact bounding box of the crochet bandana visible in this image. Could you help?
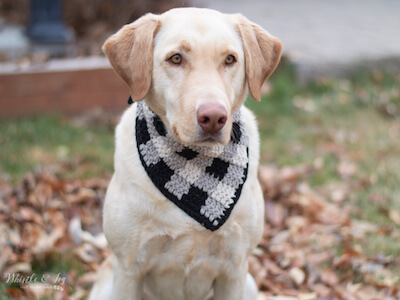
[135,101,249,231]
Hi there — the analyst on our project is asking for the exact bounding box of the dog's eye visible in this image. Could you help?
[225,55,236,65]
[169,54,182,65]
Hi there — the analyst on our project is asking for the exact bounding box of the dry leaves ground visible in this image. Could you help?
[0,164,399,299]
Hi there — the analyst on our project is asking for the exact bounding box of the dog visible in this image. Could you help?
[89,7,282,300]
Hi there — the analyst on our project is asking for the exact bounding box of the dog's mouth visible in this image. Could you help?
[171,124,230,147]
[197,132,229,146]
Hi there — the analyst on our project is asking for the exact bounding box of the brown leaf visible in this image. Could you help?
[265,200,285,226]
[0,181,12,203]
[309,284,332,297]
[5,287,25,298]
[354,286,388,300]
[82,178,109,190]
[307,251,333,265]
[280,167,301,183]
[24,283,54,298]
[53,283,69,300]
[334,286,358,300]
[74,243,100,264]
[259,278,285,295]
[270,230,291,246]
[18,206,43,225]
[321,268,339,286]
[298,293,317,300]
[262,258,285,276]
[67,188,97,204]
[258,165,281,199]
[0,224,21,247]
[249,255,263,277]
[32,223,66,255]
[5,262,32,274]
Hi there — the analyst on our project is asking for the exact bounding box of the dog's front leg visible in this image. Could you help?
[213,267,249,300]
[104,178,145,300]
[112,256,144,300]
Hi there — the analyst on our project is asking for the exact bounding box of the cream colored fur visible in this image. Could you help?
[89,8,281,300]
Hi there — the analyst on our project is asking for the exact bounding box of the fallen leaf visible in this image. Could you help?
[265,200,285,227]
[298,293,317,300]
[289,267,306,287]
[5,262,32,274]
[24,283,53,298]
[262,258,285,276]
[32,224,65,254]
[67,188,96,204]
[270,230,291,245]
[309,284,332,297]
[74,243,100,264]
[4,287,25,298]
[18,206,44,225]
[69,216,108,249]
[321,268,338,286]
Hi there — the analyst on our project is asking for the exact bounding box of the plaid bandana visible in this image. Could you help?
[135,101,249,231]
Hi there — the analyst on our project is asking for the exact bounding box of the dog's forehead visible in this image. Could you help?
[155,8,241,50]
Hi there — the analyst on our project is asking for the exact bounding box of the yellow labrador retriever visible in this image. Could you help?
[90,7,281,300]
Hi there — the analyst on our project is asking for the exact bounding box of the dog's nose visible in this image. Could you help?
[197,103,227,133]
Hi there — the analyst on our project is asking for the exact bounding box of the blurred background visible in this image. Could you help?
[0,0,399,299]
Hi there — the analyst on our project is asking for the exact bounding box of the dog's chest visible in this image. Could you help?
[137,229,243,298]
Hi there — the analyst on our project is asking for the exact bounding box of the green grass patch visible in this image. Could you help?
[0,115,115,182]
[31,251,86,277]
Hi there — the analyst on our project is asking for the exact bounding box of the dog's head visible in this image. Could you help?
[103,8,282,146]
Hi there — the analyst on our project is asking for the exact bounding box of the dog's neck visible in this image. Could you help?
[134,100,250,231]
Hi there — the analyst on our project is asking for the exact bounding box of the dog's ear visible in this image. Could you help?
[235,15,282,101]
[103,14,161,102]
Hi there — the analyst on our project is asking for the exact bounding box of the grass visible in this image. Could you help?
[1,62,399,263]
[0,115,115,182]
[31,251,86,277]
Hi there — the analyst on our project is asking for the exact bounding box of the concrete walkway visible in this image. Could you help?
[193,0,400,81]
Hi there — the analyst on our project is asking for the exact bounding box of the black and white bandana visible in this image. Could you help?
[135,101,249,231]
